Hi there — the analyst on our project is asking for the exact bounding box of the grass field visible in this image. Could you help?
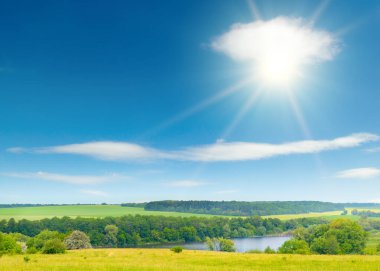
[1,205,380,221]
[1,249,380,271]
[0,205,219,220]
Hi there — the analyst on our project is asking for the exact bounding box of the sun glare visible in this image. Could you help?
[213,17,339,90]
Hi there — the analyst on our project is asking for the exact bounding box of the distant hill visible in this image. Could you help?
[144,200,348,216]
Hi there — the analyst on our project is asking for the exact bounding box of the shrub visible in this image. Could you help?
[23,256,30,263]
[64,231,92,250]
[310,236,340,255]
[264,246,276,254]
[42,239,66,254]
[205,237,235,252]
[278,239,310,254]
[170,246,183,253]
[0,233,22,255]
[377,242,380,252]
[246,249,263,253]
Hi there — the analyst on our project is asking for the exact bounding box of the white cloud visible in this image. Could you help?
[81,190,108,197]
[366,147,380,153]
[2,171,127,185]
[336,168,380,179]
[7,133,378,163]
[166,180,207,188]
[177,133,378,162]
[211,16,340,85]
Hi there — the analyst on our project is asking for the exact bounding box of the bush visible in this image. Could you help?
[278,239,310,254]
[64,231,92,250]
[42,239,66,254]
[264,246,276,254]
[310,236,340,255]
[246,249,263,253]
[170,246,183,253]
[23,256,30,263]
[377,243,380,252]
[206,237,235,252]
[0,233,22,255]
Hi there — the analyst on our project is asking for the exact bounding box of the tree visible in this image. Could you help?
[64,230,92,250]
[278,239,310,254]
[26,230,64,251]
[264,246,276,254]
[42,239,66,254]
[206,237,235,252]
[104,225,119,247]
[0,233,22,255]
[310,236,340,254]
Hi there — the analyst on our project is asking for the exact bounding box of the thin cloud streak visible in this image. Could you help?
[7,133,379,162]
[2,171,128,185]
[336,167,380,179]
[81,190,109,197]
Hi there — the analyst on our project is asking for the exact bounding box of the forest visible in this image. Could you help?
[0,215,327,248]
[143,201,345,216]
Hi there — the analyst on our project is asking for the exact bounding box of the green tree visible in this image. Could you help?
[264,246,276,254]
[104,225,119,247]
[310,236,340,254]
[26,230,64,251]
[42,239,66,254]
[278,239,310,254]
[64,230,92,250]
[0,233,22,255]
[206,237,235,252]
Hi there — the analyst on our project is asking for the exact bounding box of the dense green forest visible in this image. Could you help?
[0,215,327,247]
[352,209,380,218]
[144,201,345,216]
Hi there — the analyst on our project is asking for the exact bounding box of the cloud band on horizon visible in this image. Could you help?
[7,133,379,163]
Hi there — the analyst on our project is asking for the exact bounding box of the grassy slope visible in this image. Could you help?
[1,249,380,271]
[1,205,380,221]
[0,205,219,220]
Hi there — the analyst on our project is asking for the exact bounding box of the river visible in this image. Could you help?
[143,236,291,252]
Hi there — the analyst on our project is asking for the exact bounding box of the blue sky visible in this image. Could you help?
[1,0,380,203]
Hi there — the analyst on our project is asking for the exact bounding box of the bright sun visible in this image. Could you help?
[212,17,339,90]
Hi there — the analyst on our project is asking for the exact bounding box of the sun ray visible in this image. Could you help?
[246,0,261,21]
[140,79,252,139]
[220,87,263,140]
[309,0,331,25]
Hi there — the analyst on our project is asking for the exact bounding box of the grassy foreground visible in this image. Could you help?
[1,249,380,271]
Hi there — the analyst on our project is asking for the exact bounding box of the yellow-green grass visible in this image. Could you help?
[263,211,343,220]
[1,249,380,271]
[0,205,220,221]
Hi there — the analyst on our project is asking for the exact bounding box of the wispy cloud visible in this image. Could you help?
[166,180,207,188]
[366,147,380,153]
[7,133,378,162]
[336,167,380,179]
[81,189,108,197]
[2,171,127,185]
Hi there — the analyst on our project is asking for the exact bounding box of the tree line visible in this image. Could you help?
[143,200,345,216]
[0,215,327,248]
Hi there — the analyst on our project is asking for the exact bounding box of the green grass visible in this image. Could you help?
[1,249,380,271]
[0,205,220,221]
[2,205,380,221]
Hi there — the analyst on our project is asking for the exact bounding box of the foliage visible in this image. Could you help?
[352,209,380,218]
[206,237,235,252]
[144,200,345,216]
[377,242,380,252]
[64,230,92,250]
[278,239,310,254]
[0,215,327,248]
[121,203,147,208]
[23,255,30,262]
[264,246,276,254]
[26,230,64,251]
[0,232,22,255]
[170,246,183,253]
[42,239,66,254]
[292,219,368,255]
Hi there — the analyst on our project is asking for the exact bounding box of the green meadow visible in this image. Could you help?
[2,205,380,221]
[1,249,380,271]
[0,205,219,220]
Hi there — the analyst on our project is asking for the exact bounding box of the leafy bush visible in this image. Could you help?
[0,233,22,255]
[42,239,66,254]
[206,237,235,252]
[377,242,380,252]
[278,239,310,254]
[27,230,64,251]
[64,230,92,250]
[264,246,276,254]
[23,256,30,262]
[170,246,183,253]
